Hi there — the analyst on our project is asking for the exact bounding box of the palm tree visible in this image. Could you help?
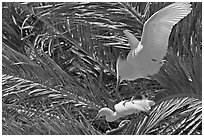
[2,2,202,135]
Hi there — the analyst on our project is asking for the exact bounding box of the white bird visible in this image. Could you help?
[93,96,155,122]
[117,2,192,83]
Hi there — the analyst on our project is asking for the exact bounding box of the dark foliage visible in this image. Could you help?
[2,2,202,135]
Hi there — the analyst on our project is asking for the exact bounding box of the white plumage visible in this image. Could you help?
[94,2,192,123]
[94,97,155,122]
[117,3,192,82]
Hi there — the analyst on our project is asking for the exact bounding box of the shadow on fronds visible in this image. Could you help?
[2,2,202,135]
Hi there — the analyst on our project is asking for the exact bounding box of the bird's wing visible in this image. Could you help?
[140,2,192,61]
[130,100,149,111]
[147,100,156,107]
[114,101,140,116]
[114,100,150,115]
[116,57,135,82]
[123,30,140,50]
[114,101,125,112]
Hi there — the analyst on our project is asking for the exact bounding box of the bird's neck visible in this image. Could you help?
[106,110,120,122]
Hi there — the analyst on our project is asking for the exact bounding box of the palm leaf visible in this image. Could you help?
[2,41,104,120]
[2,2,202,135]
[122,97,201,135]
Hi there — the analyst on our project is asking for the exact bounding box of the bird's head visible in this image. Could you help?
[94,108,113,119]
[92,107,118,122]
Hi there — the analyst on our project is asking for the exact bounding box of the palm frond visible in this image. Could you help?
[2,2,202,135]
[3,109,101,135]
[2,41,105,118]
[153,2,202,102]
[123,97,201,135]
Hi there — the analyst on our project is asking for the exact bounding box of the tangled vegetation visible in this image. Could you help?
[2,2,202,135]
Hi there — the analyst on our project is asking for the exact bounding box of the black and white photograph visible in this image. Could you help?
[2,1,202,135]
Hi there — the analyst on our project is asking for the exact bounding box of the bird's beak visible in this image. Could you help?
[92,114,100,122]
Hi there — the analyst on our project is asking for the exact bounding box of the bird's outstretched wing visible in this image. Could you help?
[140,2,192,62]
[117,3,192,81]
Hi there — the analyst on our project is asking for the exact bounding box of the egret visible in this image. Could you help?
[93,96,155,122]
[117,2,192,83]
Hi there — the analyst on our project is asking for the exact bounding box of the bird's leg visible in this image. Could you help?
[127,80,131,88]
[140,78,148,99]
[115,76,122,100]
[127,80,136,103]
